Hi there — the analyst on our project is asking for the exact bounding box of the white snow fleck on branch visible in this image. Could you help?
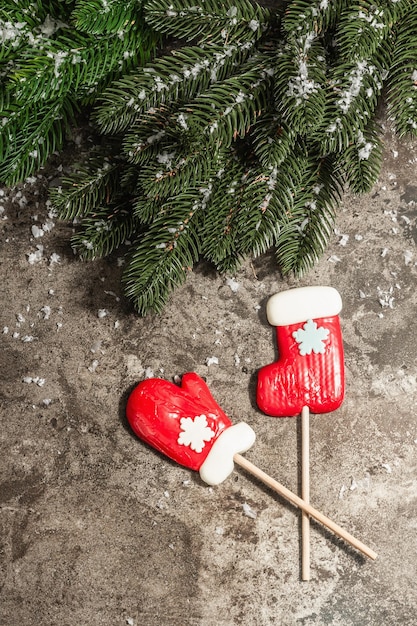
[177,113,188,130]
[337,61,377,113]
[358,142,373,160]
[0,21,27,45]
[356,129,374,160]
[39,15,67,37]
[46,50,69,78]
[358,8,385,30]
[285,32,322,105]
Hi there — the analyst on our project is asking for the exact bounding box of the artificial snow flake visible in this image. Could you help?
[404,250,413,266]
[49,253,60,265]
[40,305,51,320]
[27,244,44,264]
[337,61,376,113]
[377,286,394,308]
[88,359,99,373]
[242,502,257,519]
[22,376,45,387]
[293,319,329,355]
[178,414,215,453]
[31,224,44,238]
[21,335,35,342]
[225,277,240,292]
[358,141,373,161]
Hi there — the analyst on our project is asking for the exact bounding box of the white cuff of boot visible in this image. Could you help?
[267,286,342,326]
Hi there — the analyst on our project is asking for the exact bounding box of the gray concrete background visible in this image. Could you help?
[1,121,417,625]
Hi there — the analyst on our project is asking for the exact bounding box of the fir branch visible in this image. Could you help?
[0,1,157,183]
[0,9,68,61]
[6,0,417,314]
[144,0,269,44]
[93,41,257,134]
[0,98,78,185]
[184,56,273,144]
[338,121,383,194]
[122,192,204,315]
[251,113,298,168]
[234,154,309,261]
[132,196,162,224]
[10,32,90,103]
[50,156,121,221]
[10,26,154,104]
[123,106,172,165]
[136,144,222,199]
[317,47,389,154]
[73,0,143,34]
[275,154,342,276]
[199,153,245,271]
[336,0,400,60]
[71,204,140,259]
[274,32,327,134]
[387,3,417,136]
[283,0,350,36]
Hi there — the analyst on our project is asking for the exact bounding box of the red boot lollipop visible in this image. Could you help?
[257,286,344,580]
[257,286,344,417]
[126,372,376,563]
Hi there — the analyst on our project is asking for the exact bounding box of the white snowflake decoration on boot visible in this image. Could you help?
[178,414,215,453]
[293,319,329,355]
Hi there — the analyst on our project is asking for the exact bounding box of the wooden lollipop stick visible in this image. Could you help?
[233,453,377,561]
[301,406,310,581]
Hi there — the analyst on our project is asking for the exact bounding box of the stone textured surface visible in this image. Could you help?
[1,124,417,625]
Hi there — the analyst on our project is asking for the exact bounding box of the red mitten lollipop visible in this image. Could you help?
[126,372,377,563]
[126,372,256,486]
[257,286,344,580]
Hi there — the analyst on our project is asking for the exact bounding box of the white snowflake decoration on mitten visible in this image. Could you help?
[293,319,330,355]
[178,414,216,453]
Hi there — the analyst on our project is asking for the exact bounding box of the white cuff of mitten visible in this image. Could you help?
[199,422,256,486]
